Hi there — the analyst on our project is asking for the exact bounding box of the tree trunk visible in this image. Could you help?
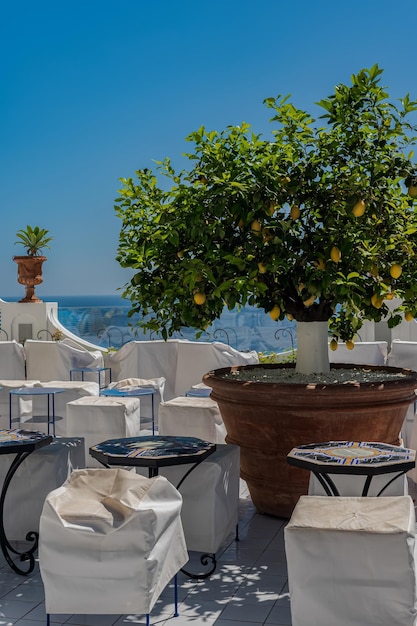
[295,321,330,375]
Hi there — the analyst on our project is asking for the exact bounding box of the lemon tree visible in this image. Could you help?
[116,65,417,366]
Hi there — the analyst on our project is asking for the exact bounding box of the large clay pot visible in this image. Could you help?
[13,256,46,303]
[203,363,417,519]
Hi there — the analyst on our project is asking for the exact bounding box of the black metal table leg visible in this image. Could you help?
[0,450,39,575]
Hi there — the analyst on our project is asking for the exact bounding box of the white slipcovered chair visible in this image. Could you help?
[30,380,99,436]
[24,339,104,382]
[105,376,166,427]
[329,340,388,365]
[0,379,40,429]
[387,340,417,471]
[158,395,226,444]
[135,443,240,555]
[172,340,259,397]
[39,468,188,624]
[104,339,258,401]
[66,396,141,466]
[0,437,85,540]
[285,495,417,626]
[0,341,26,379]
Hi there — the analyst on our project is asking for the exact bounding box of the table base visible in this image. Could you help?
[0,450,39,575]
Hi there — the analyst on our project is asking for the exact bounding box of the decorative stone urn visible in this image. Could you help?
[13,256,46,303]
[203,363,417,519]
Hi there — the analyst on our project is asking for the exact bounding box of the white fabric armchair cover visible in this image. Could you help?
[39,468,188,615]
[285,496,417,626]
[0,379,40,429]
[105,339,258,401]
[25,340,104,382]
[0,437,85,540]
[135,443,240,553]
[107,376,166,422]
[0,341,26,379]
[66,396,141,465]
[329,340,388,365]
[387,340,417,467]
[31,381,100,436]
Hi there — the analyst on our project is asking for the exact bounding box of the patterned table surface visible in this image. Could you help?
[287,441,416,475]
[90,435,216,469]
[0,429,53,454]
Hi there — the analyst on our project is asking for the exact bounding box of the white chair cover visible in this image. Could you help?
[159,396,226,444]
[25,340,104,382]
[308,470,408,497]
[107,376,166,422]
[329,340,388,365]
[66,396,141,466]
[135,444,240,553]
[30,381,99,436]
[285,495,417,626]
[0,341,26,379]
[173,340,259,397]
[0,437,85,540]
[105,339,258,401]
[0,379,40,429]
[39,468,188,614]
[105,341,179,399]
[387,340,417,474]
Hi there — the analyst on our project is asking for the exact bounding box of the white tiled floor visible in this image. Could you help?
[0,480,292,626]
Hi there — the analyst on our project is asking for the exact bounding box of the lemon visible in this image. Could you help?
[408,185,417,198]
[346,340,355,350]
[177,250,184,259]
[329,339,338,351]
[193,292,206,306]
[251,220,262,234]
[389,263,402,279]
[330,246,341,263]
[290,205,301,220]
[269,305,281,321]
[286,313,294,321]
[405,311,414,322]
[238,219,244,229]
[371,293,383,309]
[352,199,366,217]
[262,228,273,242]
[258,262,267,274]
[303,294,315,307]
[316,258,326,270]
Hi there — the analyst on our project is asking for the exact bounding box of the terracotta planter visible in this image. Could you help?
[13,256,46,303]
[203,363,417,518]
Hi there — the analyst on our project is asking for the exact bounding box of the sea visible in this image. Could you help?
[10,294,297,354]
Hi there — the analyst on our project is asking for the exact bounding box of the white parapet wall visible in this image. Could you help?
[0,299,104,352]
[0,299,59,343]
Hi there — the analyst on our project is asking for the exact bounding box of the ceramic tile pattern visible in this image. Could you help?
[0,480,293,626]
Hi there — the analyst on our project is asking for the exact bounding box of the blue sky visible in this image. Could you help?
[1,0,416,298]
